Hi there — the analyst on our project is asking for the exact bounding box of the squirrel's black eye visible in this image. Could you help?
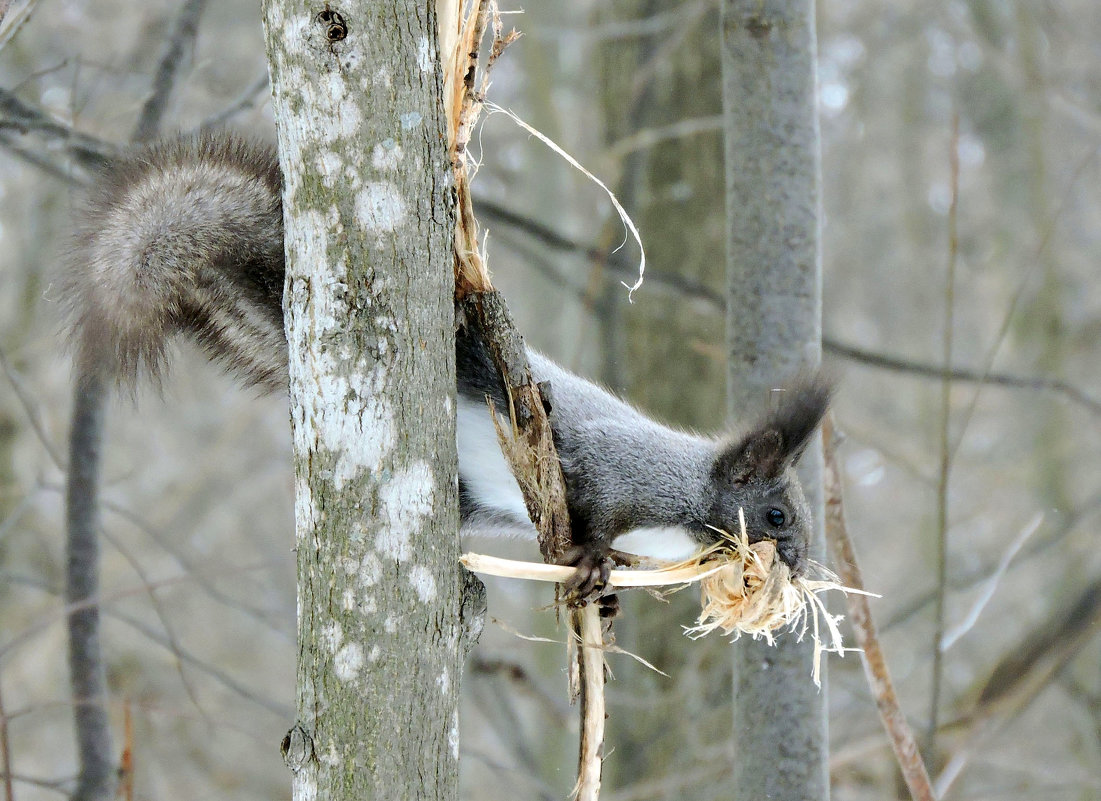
[766,507,786,527]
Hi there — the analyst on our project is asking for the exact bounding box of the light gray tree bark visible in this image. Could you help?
[261,3,479,799]
[721,1,828,799]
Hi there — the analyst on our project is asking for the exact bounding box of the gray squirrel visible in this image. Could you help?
[63,132,831,586]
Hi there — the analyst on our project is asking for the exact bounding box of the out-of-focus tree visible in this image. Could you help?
[721,1,828,798]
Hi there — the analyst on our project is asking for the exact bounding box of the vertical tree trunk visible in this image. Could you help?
[262,3,474,799]
[721,2,829,799]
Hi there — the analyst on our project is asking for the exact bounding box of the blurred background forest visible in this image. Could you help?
[1,1,1099,799]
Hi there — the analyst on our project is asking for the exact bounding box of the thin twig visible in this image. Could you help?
[98,526,208,720]
[822,419,936,801]
[0,772,69,795]
[928,112,960,759]
[196,72,270,131]
[883,488,1101,632]
[0,86,113,166]
[0,129,85,182]
[0,345,64,466]
[97,495,289,633]
[0,558,280,661]
[118,702,133,801]
[820,340,1101,416]
[132,0,208,142]
[0,0,38,54]
[627,0,710,109]
[604,113,721,161]
[110,611,291,718]
[0,672,14,801]
[939,513,1041,651]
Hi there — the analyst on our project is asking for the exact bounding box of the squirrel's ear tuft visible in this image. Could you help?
[713,373,833,483]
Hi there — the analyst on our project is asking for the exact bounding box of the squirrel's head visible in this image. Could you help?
[706,375,832,576]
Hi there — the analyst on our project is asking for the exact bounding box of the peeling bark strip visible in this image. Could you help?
[721,1,828,799]
[445,3,570,565]
[262,2,468,800]
[455,292,573,562]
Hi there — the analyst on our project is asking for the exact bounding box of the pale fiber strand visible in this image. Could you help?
[459,552,725,586]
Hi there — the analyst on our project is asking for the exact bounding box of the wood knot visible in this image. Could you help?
[745,17,773,39]
[317,5,348,44]
[281,723,316,772]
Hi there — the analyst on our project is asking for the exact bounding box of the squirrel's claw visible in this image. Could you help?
[558,544,614,608]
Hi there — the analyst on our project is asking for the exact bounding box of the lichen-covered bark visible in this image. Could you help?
[721,1,829,799]
[261,3,473,799]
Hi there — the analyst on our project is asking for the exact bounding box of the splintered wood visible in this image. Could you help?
[463,510,870,688]
[439,4,598,800]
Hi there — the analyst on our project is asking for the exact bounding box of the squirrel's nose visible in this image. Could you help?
[778,540,806,576]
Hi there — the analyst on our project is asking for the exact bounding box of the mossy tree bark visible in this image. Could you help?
[721,1,829,799]
[262,3,478,799]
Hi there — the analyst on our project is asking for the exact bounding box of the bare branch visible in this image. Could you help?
[109,611,292,719]
[604,114,721,161]
[823,420,936,801]
[0,1,42,58]
[0,772,69,796]
[0,345,64,466]
[98,526,207,719]
[939,513,1042,651]
[0,673,14,801]
[929,112,961,758]
[196,72,270,131]
[819,341,1101,417]
[132,0,209,142]
[0,128,85,182]
[0,86,113,166]
[882,488,1101,632]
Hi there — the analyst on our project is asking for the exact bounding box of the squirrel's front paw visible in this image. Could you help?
[558,544,617,612]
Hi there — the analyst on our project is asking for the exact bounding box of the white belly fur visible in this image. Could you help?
[457,396,701,560]
[457,396,532,526]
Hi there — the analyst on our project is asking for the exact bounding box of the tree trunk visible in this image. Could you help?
[721,2,829,799]
[262,3,477,799]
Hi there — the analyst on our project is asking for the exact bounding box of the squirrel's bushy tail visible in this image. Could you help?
[64,133,288,391]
